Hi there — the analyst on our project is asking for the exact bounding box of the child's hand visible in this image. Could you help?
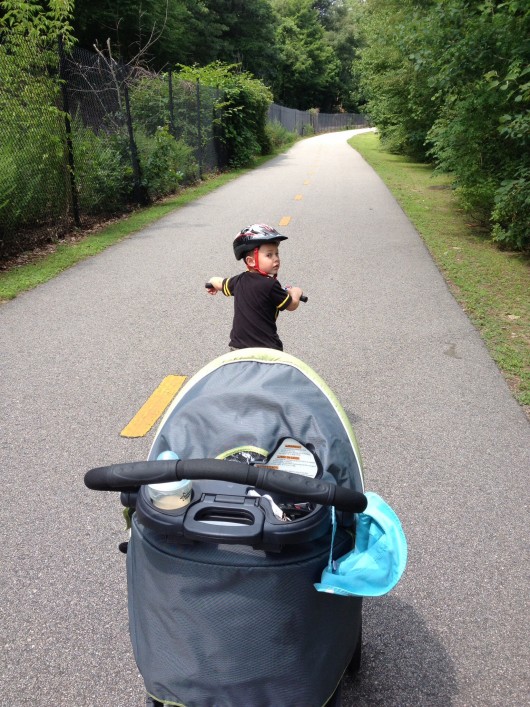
[205,277,223,294]
[286,286,303,300]
[285,286,304,311]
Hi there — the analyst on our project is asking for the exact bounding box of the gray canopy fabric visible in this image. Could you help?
[149,349,364,491]
[133,349,365,705]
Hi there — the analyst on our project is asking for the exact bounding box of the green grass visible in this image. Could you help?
[349,131,530,414]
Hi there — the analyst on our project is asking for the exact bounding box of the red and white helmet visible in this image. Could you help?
[233,224,287,261]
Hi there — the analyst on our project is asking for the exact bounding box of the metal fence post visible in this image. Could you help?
[196,79,203,180]
[120,63,149,205]
[168,69,176,138]
[58,36,81,227]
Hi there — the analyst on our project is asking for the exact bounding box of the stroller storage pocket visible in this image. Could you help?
[128,517,362,707]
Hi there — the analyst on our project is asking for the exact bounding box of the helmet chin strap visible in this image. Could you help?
[246,247,277,278]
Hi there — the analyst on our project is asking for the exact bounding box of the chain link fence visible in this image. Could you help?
[1,40,222,259]
[1,38,369,260]
[267,104,369,135]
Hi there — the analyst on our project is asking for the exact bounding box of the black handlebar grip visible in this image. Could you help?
[84,459,367,512]
[250,467,367,512]
[331,485,368,513]
[209,281,307,302]
[84,461,178,490]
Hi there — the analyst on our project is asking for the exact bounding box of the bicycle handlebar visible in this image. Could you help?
[205,283,308,303]
[84,459,367,513]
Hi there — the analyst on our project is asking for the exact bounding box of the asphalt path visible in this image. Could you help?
[1,129,528,706]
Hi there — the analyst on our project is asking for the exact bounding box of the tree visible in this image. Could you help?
[271,0,340,110]
[73,0,194,68]
[184,0,279,83]
[319,0,366,112]
[356,0,530,250]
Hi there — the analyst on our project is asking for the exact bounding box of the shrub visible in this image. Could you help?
[265,120,298,149]
[177,62,273,168]
[71,120,132,213]
[491,168,530,252]
[129,75,170,136]
[136,126,197,198]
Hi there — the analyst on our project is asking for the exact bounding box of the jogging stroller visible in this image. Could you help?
[85,349,369,707]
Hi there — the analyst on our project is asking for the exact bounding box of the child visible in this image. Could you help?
[206,223,304,351]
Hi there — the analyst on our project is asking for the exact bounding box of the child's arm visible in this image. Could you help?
[205,277,224,295]
[285,286,303,311]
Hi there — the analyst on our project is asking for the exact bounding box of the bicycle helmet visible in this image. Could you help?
[233,224,288,261]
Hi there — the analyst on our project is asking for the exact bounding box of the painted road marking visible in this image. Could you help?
[304,180,311,185]
[279,216,291,226]
[121,375,187,438]
[294,194,303,201]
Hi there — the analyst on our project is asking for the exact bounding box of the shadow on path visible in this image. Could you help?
[342,596,457,706]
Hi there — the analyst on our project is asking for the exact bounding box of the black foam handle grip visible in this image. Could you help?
[84,459,367,512]
[84,460,178,490]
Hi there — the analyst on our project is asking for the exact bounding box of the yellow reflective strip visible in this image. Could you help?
[277,293,290,309]
[120,375,187,438]
[223,279,231,296]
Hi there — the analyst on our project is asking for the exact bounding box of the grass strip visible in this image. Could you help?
[348,132,530,413]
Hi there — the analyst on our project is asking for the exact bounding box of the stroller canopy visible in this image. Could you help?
[149,349,364,491]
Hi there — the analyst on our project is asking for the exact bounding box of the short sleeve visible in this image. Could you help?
[222,277,234,297]
[270,280,292,311]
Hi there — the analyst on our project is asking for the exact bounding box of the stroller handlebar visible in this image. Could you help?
[84,459,367,513]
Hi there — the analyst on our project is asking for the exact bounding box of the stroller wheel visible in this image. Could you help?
[325,681,342,707]
[347,620,362,674]
[145,695,164,707]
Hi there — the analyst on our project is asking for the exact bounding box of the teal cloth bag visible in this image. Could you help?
[314,492,407,597]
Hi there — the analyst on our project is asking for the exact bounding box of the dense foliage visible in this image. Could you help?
[177,63,273,167]
[72,0,365,113]
[358,0,530,251]
[0,2,287,256]
[3,0,527,254]
[0,0,75,254]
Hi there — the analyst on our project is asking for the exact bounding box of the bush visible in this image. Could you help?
[71,121,132,213]
[265,120,298,149]
[129,76,170,136]
[177,62,273,168]
[0,118,68,256]
[137,126,197,198]
[491,168,530,252]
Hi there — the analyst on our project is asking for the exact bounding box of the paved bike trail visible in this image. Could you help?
[1,129,528,706]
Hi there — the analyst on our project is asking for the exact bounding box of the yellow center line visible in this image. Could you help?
[279,216,291,226]
[294,194,303,201]
[304,180,311,185]
[121,375,187,438]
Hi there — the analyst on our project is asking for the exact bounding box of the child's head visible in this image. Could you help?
[233,224,287,277]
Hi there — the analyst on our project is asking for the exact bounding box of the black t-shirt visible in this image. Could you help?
[222,271,292,350]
